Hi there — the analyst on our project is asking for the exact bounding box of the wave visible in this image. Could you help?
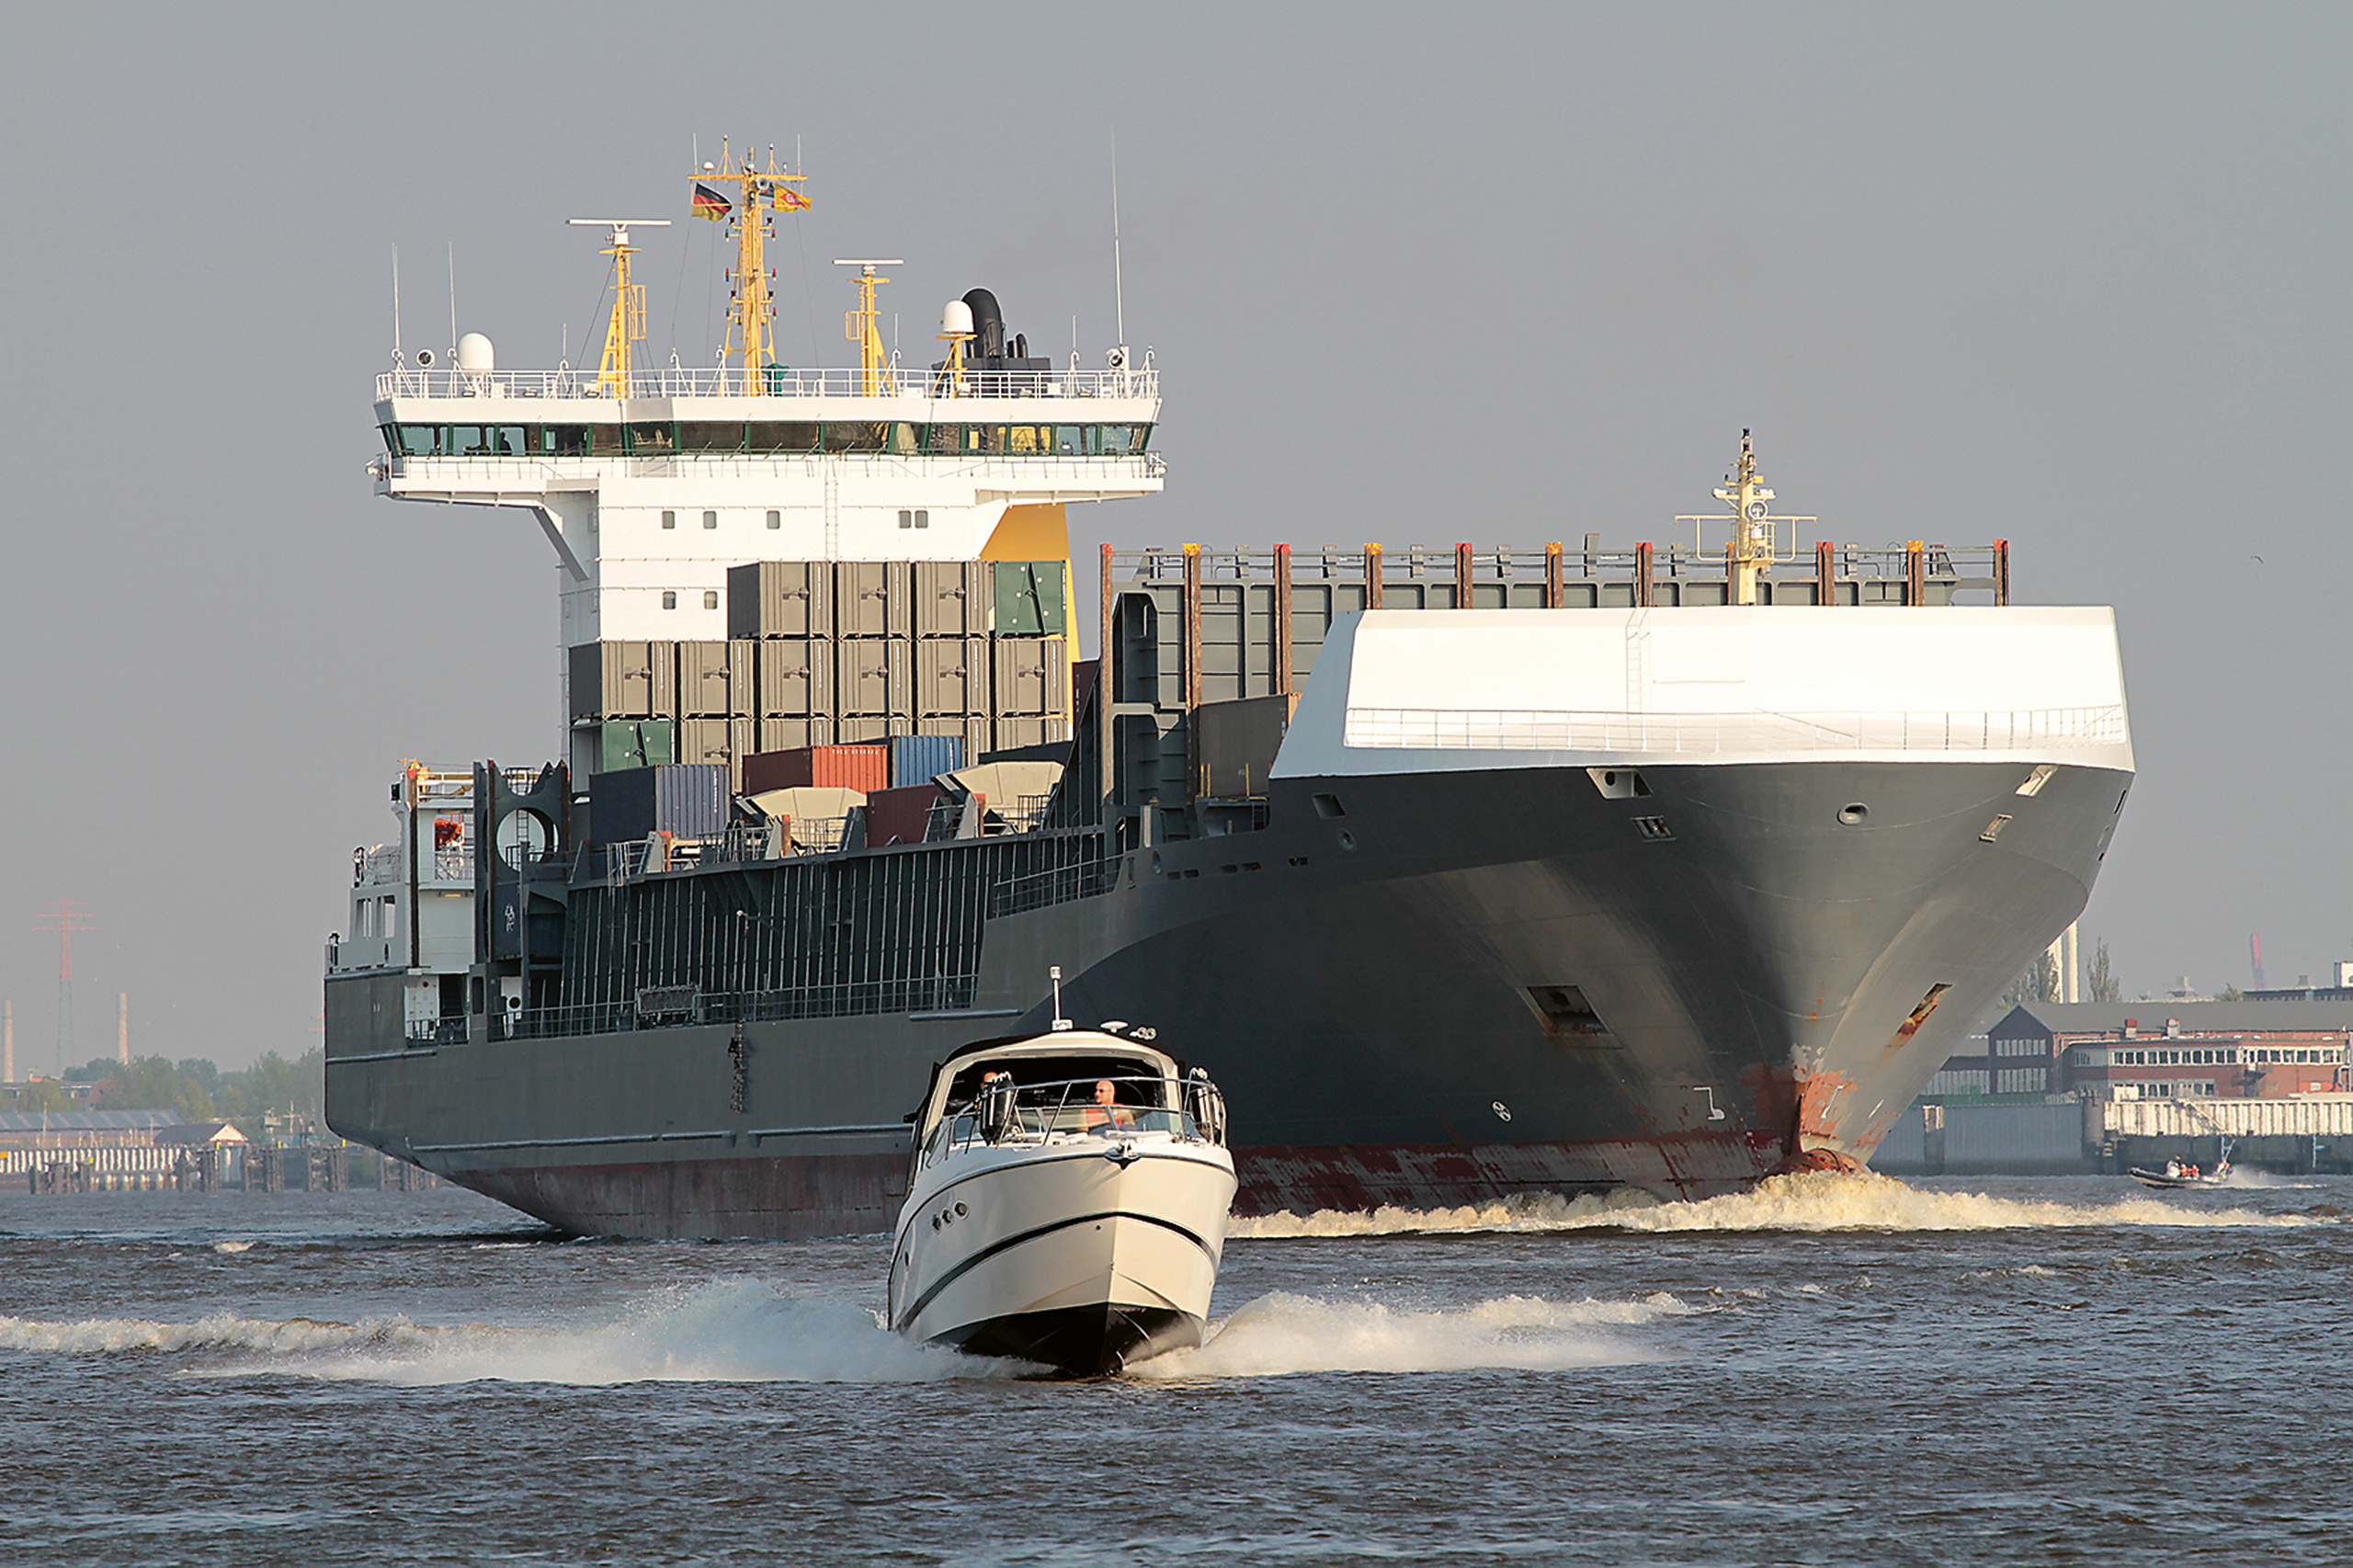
[1227,1170,2326,1238]
[1133,1290,1690,1380]
[0,1278,1691,1386]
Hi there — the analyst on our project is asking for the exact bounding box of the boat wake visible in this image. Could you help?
[1131,1290,1689,1380]
[0,1280,988,1387]
[1229,1170,2328,1237]
[0,1279,1688,1385]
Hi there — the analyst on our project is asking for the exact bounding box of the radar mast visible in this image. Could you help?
[691,139,812,391]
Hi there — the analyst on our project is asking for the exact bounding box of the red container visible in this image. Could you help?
[864,782,947,847]
[743,744,890,795]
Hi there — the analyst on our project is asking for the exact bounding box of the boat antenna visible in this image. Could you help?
[391,244,402,363]
[1050,966,1071,1031]
[447,242,458,363]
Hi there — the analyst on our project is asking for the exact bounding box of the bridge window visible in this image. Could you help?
[822,421,887,453]
[447,425,490,457]
[747,422,821,453]
[545,426,591,456]
[679,422,745,452]
[390,425,438,456]
[626,421,676,454]
[492,426,527,456]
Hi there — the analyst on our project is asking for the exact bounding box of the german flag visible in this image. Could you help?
[772,183,811,212]
[691,183,731,222]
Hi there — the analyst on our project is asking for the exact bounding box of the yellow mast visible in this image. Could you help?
[691,140,811,392]
[835,260,903,396]
[567,219,669,397]
[1714,430,1777,607]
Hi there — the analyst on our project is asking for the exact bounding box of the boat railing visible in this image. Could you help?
[375,364,1159,403]
[990,855,1122,918]
[1339,703,2131,756]
[925,1072,1226,1167]
[495,973,981,1040]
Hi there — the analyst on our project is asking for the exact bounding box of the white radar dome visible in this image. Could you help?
[940,300,973,337]
[456,333,495,373]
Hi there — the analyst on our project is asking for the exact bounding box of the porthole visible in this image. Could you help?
[1837,803,1869,825]
[1337,830,1357,850]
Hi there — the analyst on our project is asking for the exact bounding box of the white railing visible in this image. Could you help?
[374,364,1159,403]
[1340,705,2131,756]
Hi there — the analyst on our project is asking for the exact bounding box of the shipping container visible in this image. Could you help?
[864,782,948,847]
[588,763,727,846]
[568,641,674,719]
[573,718,677,775]
[835,561,912,638]
[913,560,987,637]
[992,560,1068,636]
[678,640,756,718]
[675,717,749,772]
[756,715,829,754]
[990,714,1069,753]
[742,743,890,795]
[833,716,894,744]
[993,635,1069,715]
[755,638,833,717]
[888,733,965,787]
[838,639,912,717]
[915,637,988,717]
[1194,691,1300,799]
[726,561,832,639]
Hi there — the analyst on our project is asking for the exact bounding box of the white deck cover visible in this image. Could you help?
[1273,606,2133,775]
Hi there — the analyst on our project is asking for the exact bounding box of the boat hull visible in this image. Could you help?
[889,1143,1234,1375]
[328,756,2127,1235]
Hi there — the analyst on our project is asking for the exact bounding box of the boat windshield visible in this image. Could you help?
[922,1072,1208,1161]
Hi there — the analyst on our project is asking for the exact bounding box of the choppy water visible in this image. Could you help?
[4,1172,2349,1565]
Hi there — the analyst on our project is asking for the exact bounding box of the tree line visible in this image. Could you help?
[17,1051,325,1126]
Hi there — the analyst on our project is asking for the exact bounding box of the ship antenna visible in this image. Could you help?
[1051,966,1071,1031]
[447,242,458,364]
[1110,132,1127,350]
[391,244,402,364]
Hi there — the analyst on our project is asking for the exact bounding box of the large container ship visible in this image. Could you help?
[324,153,2134,1237]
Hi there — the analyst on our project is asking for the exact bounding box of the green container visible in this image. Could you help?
[992,560,1067,637]
[591,719,676,772]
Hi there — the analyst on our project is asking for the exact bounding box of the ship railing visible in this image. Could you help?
[1113,544,1998,588]
[496,975,982,1040]
[404,1017,467,1047]
[375,364,1158,403]
[1339,704,2130,756]
[990,855,1122,918]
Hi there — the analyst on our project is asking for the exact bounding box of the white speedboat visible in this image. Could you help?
[887,1027,1236,1376]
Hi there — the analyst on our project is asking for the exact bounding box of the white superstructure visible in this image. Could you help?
[365,152,1162,768]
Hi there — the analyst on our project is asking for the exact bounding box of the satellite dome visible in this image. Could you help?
[456,333,495,373]
[939,300,973,337]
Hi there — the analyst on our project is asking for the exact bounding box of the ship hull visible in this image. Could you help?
[328,755,2127,1237]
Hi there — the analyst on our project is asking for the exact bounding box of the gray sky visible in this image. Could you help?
[1,3,2345,1070]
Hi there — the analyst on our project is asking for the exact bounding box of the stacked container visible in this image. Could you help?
[743,744,890,795]
[588,763,727,846]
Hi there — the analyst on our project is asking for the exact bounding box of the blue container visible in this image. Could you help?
[888,733,965,788]
[589,763,728,846]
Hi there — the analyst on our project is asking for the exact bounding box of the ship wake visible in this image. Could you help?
[1230,1170,2329,1237]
